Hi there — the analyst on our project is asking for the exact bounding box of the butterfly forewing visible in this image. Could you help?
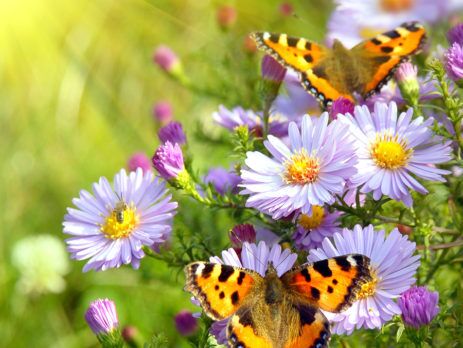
[282,254,372,313]
[184,262,260,320]
[351,21,426,98]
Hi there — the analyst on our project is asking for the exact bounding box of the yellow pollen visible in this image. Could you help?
[370,133,412,169]
[101,205,139,239]
[298,206,325,230]
[357,271,378,300]
[284,150,320,185]
[380,0,414,13]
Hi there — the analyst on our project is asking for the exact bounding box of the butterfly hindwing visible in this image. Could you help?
[284,304,330,348]
[227,305,273,348]
[184,262,259,320]
[251,32,351,107]
[282,254,372,313]
[352,21,426,98]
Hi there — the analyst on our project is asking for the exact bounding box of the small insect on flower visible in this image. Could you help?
[184,241,372,347]
[113,193,128,224]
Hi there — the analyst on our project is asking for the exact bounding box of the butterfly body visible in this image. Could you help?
[251,22,426,107]
[185,254,372,347]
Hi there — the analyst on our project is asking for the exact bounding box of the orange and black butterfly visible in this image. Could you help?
[251,21,426,108]
[184,254,372,348]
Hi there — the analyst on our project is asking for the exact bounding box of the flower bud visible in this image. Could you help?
[174,310,198,336]
[229,224,256,252]
[447,23,463,45]
[398,286,439,328]
[216,5,237,29]
[153,101,173,124]
[279,2,294,16]
[158,121,186,145]
[153,45,182,76]
[152,141,186,181]
[261,55,286,83]
[445,42,463,87]
[395,62,420,105]
[127,152,151,173]
[329,96,355,119]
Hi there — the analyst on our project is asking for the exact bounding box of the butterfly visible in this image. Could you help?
[251,21,426,108]
[184,254,372,347]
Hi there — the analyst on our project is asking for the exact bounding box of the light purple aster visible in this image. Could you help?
[273,70,320,119]
[308,225,420,334]
[85,299,119,335]
[204,167,241,195]
[445,42,463,82]
[292,206,342,251]
[340,102,452,206]
[398,286,440,328]
[63,168,177,272]
[212,105,288,137]
[152,141,185,181]
[240,113,357,219]
[328,0,446,47]
[208,241,298,344]
[158,121,186,145]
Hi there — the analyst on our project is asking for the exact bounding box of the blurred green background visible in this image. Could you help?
[0,0,332,347]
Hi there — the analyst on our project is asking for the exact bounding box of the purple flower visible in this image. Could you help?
[273,70,320,119]
[261,55,286,82]
[207,241,297,343]
[212,105,288,137]
[292,206,342,250]
[445,42,463,82]
[340,102,452,206]
[174,310,198,336]
[329,97,355,119]
[85,299,119,335]
[63,168,177,272]
[152,141,185,180]
[153,45,181,73]
[229,224,257,250]
[127,152,151,173]
[447,23,463,45]
[398,286,440,328]
[153,101,172,124]
[158,121,186,145]
[240,114,357,219]
[204,167,241,195]
[308,225,420,334]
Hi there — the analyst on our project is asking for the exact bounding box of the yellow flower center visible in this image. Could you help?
[370,133,412,169]
[380,0,414,13]
[298,206,325,229]
[101,203,139,239]
[357,270,378,300]
[284,150,320,185]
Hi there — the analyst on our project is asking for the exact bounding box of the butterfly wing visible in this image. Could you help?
[284,304,330,348]
[351,21,426,98]
[184,262,260,320]
[227,305,273,348]
[281,254,372,313]
[251,32,353,107]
